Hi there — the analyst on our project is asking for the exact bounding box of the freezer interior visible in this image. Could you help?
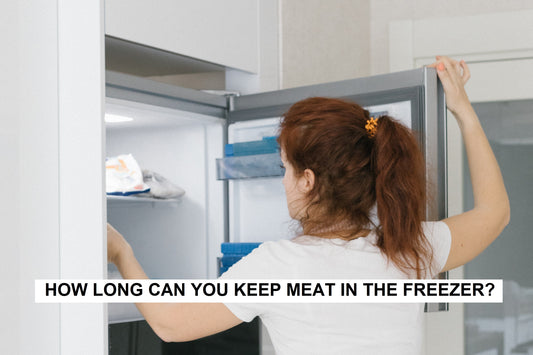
[106,97,225,323]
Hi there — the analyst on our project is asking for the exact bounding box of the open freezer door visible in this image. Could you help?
[227,67,448,312]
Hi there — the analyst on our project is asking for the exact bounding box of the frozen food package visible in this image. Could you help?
[106,154,150,196]
[136,170,186,199]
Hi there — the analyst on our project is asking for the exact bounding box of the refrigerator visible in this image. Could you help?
[105,67,447,352]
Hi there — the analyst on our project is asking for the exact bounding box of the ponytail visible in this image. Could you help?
[278,97,432,278]
[373,116,431,278]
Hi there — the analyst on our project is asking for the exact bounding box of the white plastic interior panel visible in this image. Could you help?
[106,97,222,129]
[105,99,224,323]
[228,118,293,243]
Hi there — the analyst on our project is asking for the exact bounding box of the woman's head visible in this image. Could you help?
[277,97,431,277]
[279,98,376,231]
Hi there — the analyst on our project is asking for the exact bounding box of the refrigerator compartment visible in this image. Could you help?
[216,153,284,180]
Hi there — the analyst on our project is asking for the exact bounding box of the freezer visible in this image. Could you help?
[104,67,448,349]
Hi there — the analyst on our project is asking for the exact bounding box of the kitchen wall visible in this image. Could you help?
[279,0,533,86]
[280,0,371,89]
[369,0,533,74]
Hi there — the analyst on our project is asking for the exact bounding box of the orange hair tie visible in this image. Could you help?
[365,117,378,138]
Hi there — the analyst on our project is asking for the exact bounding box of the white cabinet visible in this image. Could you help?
[9,1,107,354]
[105,0,259,73]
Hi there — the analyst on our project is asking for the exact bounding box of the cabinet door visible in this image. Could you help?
[228,67,448,312]
[105,0,259,73]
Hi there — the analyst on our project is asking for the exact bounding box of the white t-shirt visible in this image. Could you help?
[220,221,452,355]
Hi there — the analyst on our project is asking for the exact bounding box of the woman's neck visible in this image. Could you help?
[305,220,370,240]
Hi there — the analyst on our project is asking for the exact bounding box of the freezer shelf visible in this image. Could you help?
[107,195,181,206]
[216,153,284,180]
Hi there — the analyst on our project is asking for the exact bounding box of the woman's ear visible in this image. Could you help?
[300,168,315,193]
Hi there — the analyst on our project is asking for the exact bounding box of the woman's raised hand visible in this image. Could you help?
[432,56,510,272]
[427,55,472,119]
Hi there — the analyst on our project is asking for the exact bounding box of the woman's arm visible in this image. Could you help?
[428,56,510,271]
[107,224,242,342]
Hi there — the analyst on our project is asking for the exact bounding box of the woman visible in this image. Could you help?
[107,56,510,354]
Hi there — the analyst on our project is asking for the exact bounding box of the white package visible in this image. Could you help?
[106,154,150,196]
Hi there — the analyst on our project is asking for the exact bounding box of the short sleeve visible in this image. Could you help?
[423,221,452,277]
[218,243,272,322]
[222,299,260,323]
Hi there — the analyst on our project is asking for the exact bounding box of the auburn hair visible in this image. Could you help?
[277,97,432,278]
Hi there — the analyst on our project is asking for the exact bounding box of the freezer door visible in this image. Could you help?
[229,67,448,312]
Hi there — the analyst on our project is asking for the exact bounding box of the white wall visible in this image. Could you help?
[370,0,533,75]
[278,1,533,83]
[280,0,371,88]
[0,2,20,354]
[251,0,533,89]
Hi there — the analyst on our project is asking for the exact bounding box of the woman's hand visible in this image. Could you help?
[107,223,131,265]
[427,55,472,119]
[105,223,242,343]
